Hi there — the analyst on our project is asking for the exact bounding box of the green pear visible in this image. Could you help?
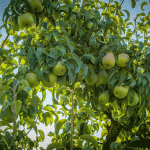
[102,52,115,70]
[114,84,129,99]
[85,73,98,86]
[42,73,57,88]
[18,12,34,29]
[98,91,109,105]
[87,22,93,29]
[28,0,43,12]
[116,53,129,68]
[128,90,139,106]
[96,70,107,86]
[78,67,86,81]
[53,61,67,76]
[25,72,39,88]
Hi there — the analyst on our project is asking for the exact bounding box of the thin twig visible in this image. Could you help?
[1,34,9,48]
[13,85,17,150]
[70,90,74,150]
[134,17,138,40]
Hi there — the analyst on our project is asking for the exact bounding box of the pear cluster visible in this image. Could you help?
[101,52,129,70]
[11,0,44,31]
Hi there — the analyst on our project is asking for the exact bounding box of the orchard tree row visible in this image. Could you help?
[0,0,150,150]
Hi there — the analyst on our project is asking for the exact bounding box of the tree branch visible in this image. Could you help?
[1,34,9,48]
[70,90,74,150]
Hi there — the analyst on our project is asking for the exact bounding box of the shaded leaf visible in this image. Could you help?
[80,134,98,148]
[55,119,67,135]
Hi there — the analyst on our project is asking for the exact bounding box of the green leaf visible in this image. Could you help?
[10,100,22,116]
[123,10,130,21]
[46,142,62,150]
[56,86,70,99]
[5,131,13,147]
[0,121,12,127]
[55,119,67,136]
[38,129,45,142]
[24,117,38,134]
[42,112,53,126]
[110,142,120,150]
[131,0,136,8]
[0,86,9,92]
[43,105,59,119]
[82,54,96,65]
[81,108,96,118]
[141,1,148,11]
[80,134,98,148]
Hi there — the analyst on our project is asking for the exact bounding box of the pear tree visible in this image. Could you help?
[0,0,150,150]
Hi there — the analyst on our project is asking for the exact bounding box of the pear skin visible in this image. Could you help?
[114,85,129,99]
[116,53,129,68]
[53,61,67,76]
[18,13,34,29]
[102,52,115,70]
[98,90,109,105]
[96,70,107,86]
[128,90,139,106]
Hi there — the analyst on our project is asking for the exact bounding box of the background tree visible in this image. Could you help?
[0,0,150,150]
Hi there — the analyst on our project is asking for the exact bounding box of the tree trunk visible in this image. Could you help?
[102,120,122,150]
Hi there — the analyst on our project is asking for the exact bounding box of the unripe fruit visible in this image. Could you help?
[128,90,139,106]
[25,72,39,88]
[98,91,109,105]
[96,70,107,86]
[114,84,129,99]
[87,22,93,29]
[116,53,129,68]
[85,73,98,86]
[102,52,115,70]
[53,61,67,76]
[42,73,57,88]
[18,12,34,29]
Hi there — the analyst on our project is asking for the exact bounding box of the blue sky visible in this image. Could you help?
[0,0,150,149]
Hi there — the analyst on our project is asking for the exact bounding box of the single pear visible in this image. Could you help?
[78,67,87,81]
[42,73,57,88]
[96,70,107,86]
[18,12,34,29]
[128,90,139,106]
[28,0,43,12]
[116,53,129,68]
[25,72,39,88]
[98,91,109,105]
[87,22,93,29]
[102,52,115,70]
[53,61,67,76]
[85,73,98,86]
[114,84,129,99]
